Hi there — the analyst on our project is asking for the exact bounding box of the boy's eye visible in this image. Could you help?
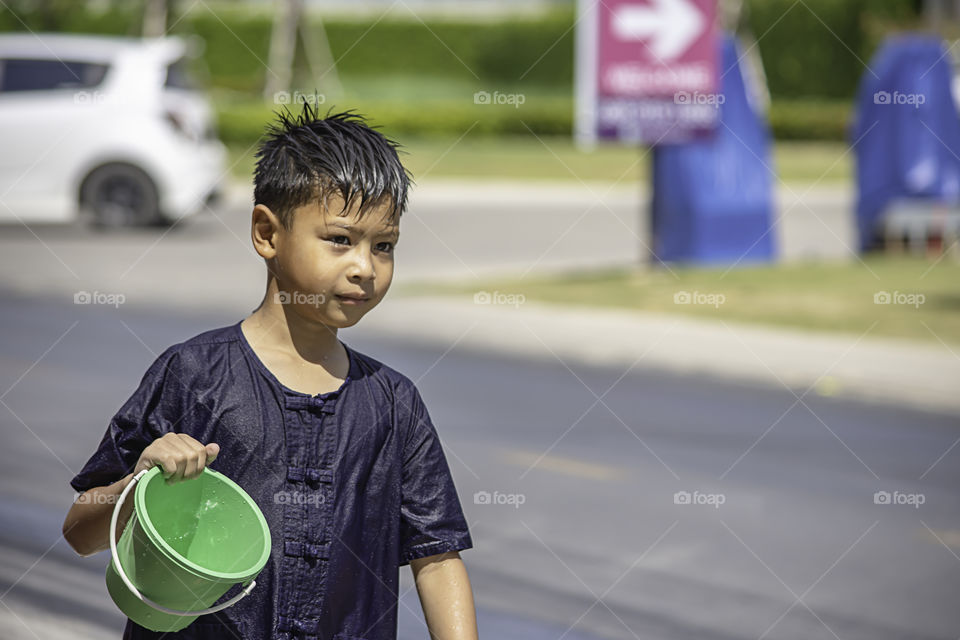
[325,235,394,253]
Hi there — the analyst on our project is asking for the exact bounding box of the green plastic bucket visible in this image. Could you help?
[106,466,272,632]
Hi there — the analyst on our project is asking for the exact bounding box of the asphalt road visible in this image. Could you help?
[1,293,958,640]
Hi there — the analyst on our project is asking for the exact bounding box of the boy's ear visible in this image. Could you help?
[251,204,281,259]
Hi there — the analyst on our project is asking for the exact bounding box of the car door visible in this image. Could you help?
[0,57,109,223]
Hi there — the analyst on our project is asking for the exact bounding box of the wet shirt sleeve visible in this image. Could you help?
[69,347,186,493]
[398,384,473,565]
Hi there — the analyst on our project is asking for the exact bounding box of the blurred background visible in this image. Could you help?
[0,0,958,639]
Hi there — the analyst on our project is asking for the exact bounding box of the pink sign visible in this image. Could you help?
[599,0,717,97]
[577,0,720,144]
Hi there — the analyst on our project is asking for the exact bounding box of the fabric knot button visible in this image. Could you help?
[278,616,319,635]
[305,468,333,486]
[287,467,333,486]
[283,395,332,414]
[284,540,330,560]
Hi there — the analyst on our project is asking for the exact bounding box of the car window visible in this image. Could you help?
[164,58,196,90]
[0,58,108,92]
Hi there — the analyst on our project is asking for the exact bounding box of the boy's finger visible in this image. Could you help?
[159,455,178,480]
[192,446,207,477]
[166,438,196,483]
[164,461,183,485]
[205,443,220,463]
[182,445,202,480]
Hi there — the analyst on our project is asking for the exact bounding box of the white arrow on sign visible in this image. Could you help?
[611,0,705,60]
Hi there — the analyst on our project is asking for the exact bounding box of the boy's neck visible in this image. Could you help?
[244,282,344,365]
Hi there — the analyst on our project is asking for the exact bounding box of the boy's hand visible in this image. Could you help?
[133,433,220,484]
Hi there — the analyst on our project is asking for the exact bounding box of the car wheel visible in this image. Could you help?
[80,164,161,228]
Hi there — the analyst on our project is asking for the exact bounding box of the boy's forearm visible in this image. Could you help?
[62,473,135,557]
[411,552,479,640]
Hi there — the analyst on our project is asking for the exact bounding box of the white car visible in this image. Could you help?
[0,33,226,227]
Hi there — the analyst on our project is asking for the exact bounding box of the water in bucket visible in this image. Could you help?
[107,466,272,632]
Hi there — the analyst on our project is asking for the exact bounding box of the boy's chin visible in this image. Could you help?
[321,307,372,329]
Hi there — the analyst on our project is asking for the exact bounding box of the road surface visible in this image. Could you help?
[0,293,957,639]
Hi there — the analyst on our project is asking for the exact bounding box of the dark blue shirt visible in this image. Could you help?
[70,321,473,640]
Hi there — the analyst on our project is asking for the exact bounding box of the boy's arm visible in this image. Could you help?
[63,472,136,557]
[410,551,479,640]
[63,433,219,557]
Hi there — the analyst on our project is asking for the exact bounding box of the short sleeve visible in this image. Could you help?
[69,346,184,493]
[398,385,473,566]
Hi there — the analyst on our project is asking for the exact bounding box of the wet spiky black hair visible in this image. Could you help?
[253,103,412,228]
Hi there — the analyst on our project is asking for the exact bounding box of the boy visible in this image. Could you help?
[62,106,478,640]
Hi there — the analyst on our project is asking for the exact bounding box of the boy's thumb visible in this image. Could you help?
[205,442,220,462]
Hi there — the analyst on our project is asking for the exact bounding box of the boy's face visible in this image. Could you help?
[255,193,399,329]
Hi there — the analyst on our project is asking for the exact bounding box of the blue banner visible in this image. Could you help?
[852,35,960,250]
[651,34,775,264]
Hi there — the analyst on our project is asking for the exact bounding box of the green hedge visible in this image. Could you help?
[0,2,135,34]
[217,95,573,145]
[217,96,853,146]
[768,100,852,141]
[148,6,574,93]
[744,0,919,99]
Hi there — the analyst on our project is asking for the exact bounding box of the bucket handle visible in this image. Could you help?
[109,469,258,617]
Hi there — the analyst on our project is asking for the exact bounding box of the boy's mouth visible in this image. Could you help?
[336,293,370,304]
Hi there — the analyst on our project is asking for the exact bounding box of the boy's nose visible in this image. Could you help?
[347,249,375,281]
